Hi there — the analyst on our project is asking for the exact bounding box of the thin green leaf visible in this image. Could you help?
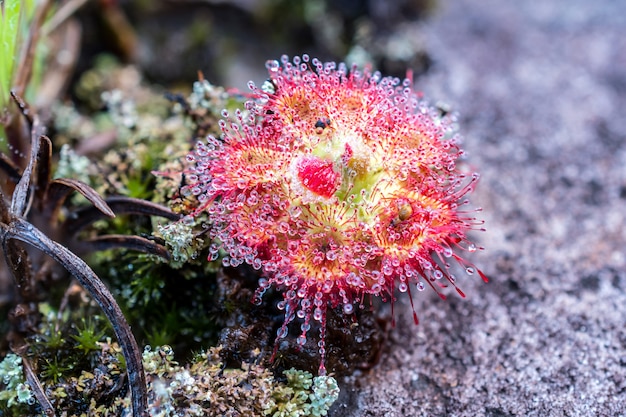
[0,0,20,106]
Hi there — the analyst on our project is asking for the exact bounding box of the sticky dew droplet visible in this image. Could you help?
[277,327,288,339]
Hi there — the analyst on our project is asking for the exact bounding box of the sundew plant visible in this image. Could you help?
[181,55,487,374]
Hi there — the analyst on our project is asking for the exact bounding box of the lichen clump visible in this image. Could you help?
[181,55,486,373]
[0,354,33,409]
[140,345,339,417]
[0,341,340,416]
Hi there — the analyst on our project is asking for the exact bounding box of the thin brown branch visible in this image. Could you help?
[104,196,181,220]
[9,90,34,126]
[0,186,11,224]
[20,354,56,417]
[46,178,115,221]
[85,234,171,260]
[5,92,33,163]
[65,196,179,234]
[36,20,82,117]
[10,113,45,217]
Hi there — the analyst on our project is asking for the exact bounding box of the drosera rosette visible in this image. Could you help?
[180,54,487,374]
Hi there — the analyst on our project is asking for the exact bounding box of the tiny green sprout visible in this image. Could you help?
[72,318,107,354]
[40,357,73,384]
[144,326,175,348]
[43,328,66,350]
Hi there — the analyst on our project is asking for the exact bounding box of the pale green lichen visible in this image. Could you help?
[0,353,34,408]
[309,375,340,416]
[187,78,229,114]
[264,369,339,417]
[101,89,139,130]
[155,218,204,268]
[180,77,248,135]
[51,101,107,147]
[54,143,92,183]
[0,344,338,417]
[130,345,340,417]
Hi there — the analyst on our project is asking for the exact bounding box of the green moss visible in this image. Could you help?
[0,304,125,416]
[92,250,221,354]
[71,318,107,355]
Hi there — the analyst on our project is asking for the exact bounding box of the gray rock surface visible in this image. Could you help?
[331,0,626,415]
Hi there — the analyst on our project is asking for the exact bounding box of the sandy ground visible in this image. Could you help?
[330,0,626,416]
